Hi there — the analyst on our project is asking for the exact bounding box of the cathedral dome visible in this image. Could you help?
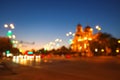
[76,24,83,32]
[84,25,92,32]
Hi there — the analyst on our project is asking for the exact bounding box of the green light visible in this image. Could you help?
[6,50,10,54]
[68,39,72,44]
[6,30,12,37]
[28,51,33,54]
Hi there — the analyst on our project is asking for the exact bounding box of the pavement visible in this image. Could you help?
[0,56,120,80]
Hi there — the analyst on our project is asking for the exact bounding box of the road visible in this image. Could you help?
[0,56,120,80]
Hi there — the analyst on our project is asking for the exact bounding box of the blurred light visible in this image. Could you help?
[66,33,69,36]
[8,36,12,38]
[59,39,62,42]
[69,32,72,35]
[55,38,59,42]
[68,39,72,44]
[4,24,15,29]
[101,49,104,52]
[28,51,33,54]
[3,52,6,56]
[13,44,17,47]
[56,43,60,47]
[95,48,98,52]
[84,43,87,49]
[116,49,119,53]
[10,24,15,29]
[72,33,75,36]
[78,38,82,42]
[88,38,92,40]
[79,46,82,50]
[4,24,8,28]
[7,30,12,37]
[12,35,16,39]
[118,40,120,43]
[96,25,101,31]
[84,37,87,40]
[6,53,13,57]
[6,50,10,54]
[96,25,99,29]
[90,28,93,31]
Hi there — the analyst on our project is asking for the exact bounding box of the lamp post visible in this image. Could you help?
[4,24,15,38]
[4,23,18,48]
[4,24,15,29]
[66,32,75,44]
[55,38,62,49]
[95,25,101,32]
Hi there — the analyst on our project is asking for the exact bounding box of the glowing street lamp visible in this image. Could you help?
[101,49,104,52]
[66,32,75,44]
[55,38,62,42]
[95,48,98,52]
[95,25,101,31]
[66,32,75,37]
[12,35,16,39]
[4,24,15,29]
[118,40,120,44]
[55,38,62,48]
[7,30,13,37]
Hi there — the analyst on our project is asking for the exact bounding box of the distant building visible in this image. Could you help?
[71,24,93,56]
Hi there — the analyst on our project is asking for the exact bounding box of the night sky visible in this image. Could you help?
[0,0,120,50]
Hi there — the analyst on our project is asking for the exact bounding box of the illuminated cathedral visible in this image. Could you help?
[71,24,93,56]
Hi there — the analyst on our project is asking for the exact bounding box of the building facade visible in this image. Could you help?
[71,24,93,56]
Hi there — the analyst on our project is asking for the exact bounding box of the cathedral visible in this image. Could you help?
[71,24,93,56]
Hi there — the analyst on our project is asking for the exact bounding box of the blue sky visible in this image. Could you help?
[0,0,120,50]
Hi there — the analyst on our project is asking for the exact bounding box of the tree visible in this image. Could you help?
[0,37,13,57]
[10,47,20,56]
[89,32,118,56]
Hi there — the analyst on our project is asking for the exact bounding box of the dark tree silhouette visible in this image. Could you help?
[0,37,12,57]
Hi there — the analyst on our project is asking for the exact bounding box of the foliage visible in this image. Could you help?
[0,37,12,53]
[89,32,118,56]
[10,47,20,56]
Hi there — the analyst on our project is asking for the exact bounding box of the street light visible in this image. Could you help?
[4,24,15,29]
[55,38,62,48]
[4,23,18,48]
[66,32,75,37]
[66,32,75,44]
[118,40,120,44]
[95,25,101,31]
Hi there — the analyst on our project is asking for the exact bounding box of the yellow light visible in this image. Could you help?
[8,36,12,38]
[19,49,24,53]
[90,28,93,31]
[88,38,92,40]
[71,41,74,44]
[118,40,120,43]
[84,37,87,40]
[78,38,82,42]
[84,43,87,49]
[98,28,101,31]
[79,46,82,50]
[116,49,119,53]
[101,49,104,52]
